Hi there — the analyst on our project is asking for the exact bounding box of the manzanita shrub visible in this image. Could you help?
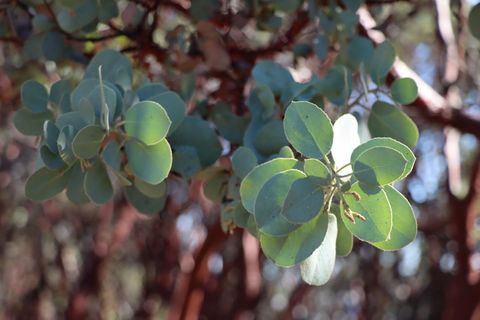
[12,0,422,286]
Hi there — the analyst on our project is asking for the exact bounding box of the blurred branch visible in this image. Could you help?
[358,8,480,139]
[168,221,227,320]
[443,149,480,320]
[66,200,137,319]
[434,0,461,85]
[279,283,311,320]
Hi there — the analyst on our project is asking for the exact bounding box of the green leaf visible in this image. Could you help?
[260,213,329,267]
[84,160,113,204]
[300,213,337,286]
[21,80,49,113]
[66,163,90,204]
[367,40,396,84]
[342,182,392,242]
[278,146,295,158]
[125,139,172,185]
[372,185,417,251]
[134,179,167,198]
[101,140,121,171]
[71,125,105,159]
[169,116,222,167]
[368,101,419,149]
[13,108,53,136]
[303,158,331,185]
[84,49,133,89]
[468,4,480,40]
[352,146,407,186]
[346,36,374,68]
[56,111,88,131]
[40,145,65,170]
[125,101,171,145]
[125,185,166,214]
[254,119,289,155]
[42,31,65,60]
[244,117,269,158]
[43,120,60,153]
[391,78,418,105]
[351,137,415,181]
[232,147,258,179]
[332,203,353,256]
[172,145,202,178]
[240,157,300,213]
[149,92,186,135]
[282,177,325,224]
[283,101,333,159]
[317,66,352,106]
[210,102,249,144]
[25,167,70,201]
[252,61,294,94]
[247,85,275,119]
[136,83,169,100]
[255,170,305,236]
[50,79,72,113]
[56,1,97,33]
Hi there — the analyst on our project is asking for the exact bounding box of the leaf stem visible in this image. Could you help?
[334,162,352,174]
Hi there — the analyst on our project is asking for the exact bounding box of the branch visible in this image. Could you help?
[358,8,480,139]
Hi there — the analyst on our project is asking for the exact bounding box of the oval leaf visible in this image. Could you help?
[303,159,331,185]
[21,80,48,113]
[284,101,333,159]
[332,203,353,256]
[149,91,187,135]
[125,185,167,214]
[13,108,54,136]
[125,139,172,185]
[300,213,337,286]
[282,177,325,224]
[367,40,396,84]
[351,137,415,181]
[368,101,419,149]
[260,213,329,267]
[468,4,480,40]
[240,157,299,214]
[134,179,167,198]
[72,125,105,159]
[342,182,392,242]
[232,146,258,179]
[169,116,222,167]
[125,101,171,145]
[255,169,305,236]
[372,185,417,251]
[391,78,418,105]
[66,163,90,204]
[84,160,113,204]
[352,146,407,186]
[25,167,70,201]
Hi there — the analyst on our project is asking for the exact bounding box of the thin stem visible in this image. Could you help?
[336,172,354,179]
[334,162,352,174]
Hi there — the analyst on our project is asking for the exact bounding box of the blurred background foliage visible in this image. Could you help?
[1,0,480,319]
